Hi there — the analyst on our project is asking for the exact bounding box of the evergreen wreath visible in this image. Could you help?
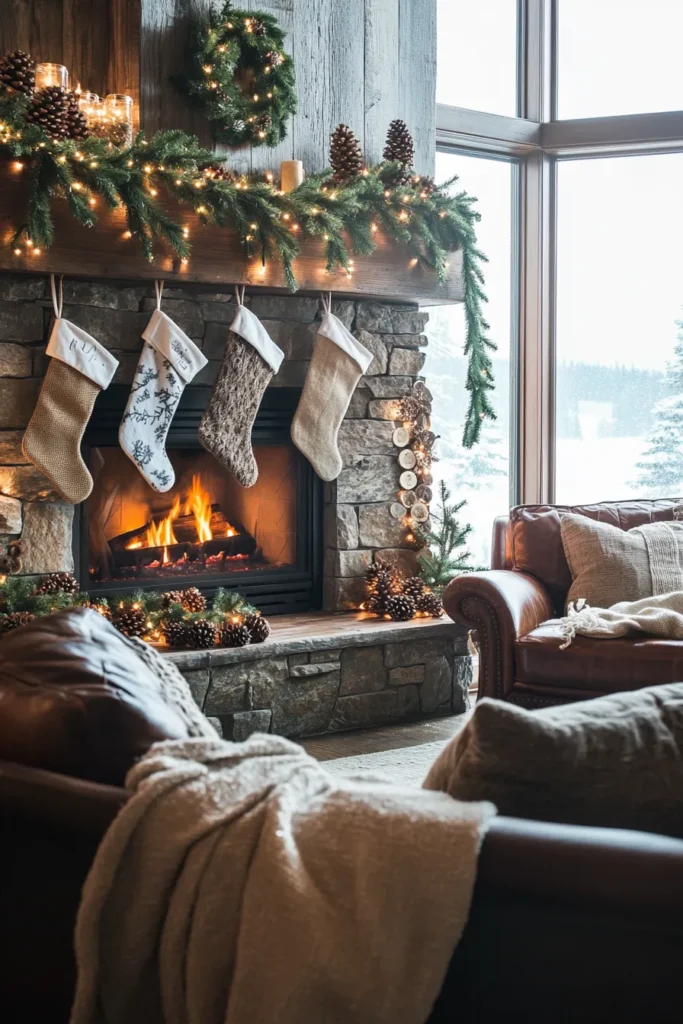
[174,1,296,147]
[0,81,494,444]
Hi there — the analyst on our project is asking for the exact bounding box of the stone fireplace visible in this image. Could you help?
[0,272,430,612]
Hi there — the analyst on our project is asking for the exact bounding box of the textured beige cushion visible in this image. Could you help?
[424,684,683,838]
[560,513,683,609]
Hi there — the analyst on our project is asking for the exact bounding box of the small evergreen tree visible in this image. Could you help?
[417,480,474,593]
[634,322,683,494]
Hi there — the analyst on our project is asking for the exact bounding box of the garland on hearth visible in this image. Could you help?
[173,1,296,147]
[0,568,271,650]
[0,84,494,444]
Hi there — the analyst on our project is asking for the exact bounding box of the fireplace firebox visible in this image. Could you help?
[77,387,323,614]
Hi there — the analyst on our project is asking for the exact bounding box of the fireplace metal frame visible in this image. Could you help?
[76,386,323,615]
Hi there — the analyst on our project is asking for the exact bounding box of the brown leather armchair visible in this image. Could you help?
[444,498,683,708]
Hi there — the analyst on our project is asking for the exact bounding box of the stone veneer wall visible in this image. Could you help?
[0,272,428,607]
[171,620,471,740]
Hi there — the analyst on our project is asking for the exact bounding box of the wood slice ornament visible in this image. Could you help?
[390,502,406,519]
[393,426,410,447]
[400,490,417,508]
[415,484,433,503]
[411,501,429,523]
[400,470,418,490]
[398,448,417,469]
[420,471,433,487]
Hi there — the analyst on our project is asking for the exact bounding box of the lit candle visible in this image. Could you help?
[280,159,304,193]
[104,94,134,147]
[35,63,69,91]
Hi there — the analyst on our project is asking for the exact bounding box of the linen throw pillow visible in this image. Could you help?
[424,683,683,838]
[560,513,683,609]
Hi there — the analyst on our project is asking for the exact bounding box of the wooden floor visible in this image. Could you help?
[302,714,467,761]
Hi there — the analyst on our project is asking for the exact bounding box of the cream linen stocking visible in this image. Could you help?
[291,294,373,481]
[22,275,118,504]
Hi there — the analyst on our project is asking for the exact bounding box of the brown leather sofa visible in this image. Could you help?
[1,608,682,1022]
[444,498,683,708]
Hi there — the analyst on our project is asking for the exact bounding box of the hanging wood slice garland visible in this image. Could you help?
[175,1,296,146]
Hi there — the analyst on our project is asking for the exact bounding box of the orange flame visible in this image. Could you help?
[125,476,238,551]
[186,475,213,543]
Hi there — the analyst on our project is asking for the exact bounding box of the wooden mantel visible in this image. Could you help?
[0,172,463,305]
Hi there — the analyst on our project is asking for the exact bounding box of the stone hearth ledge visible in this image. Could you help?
[164,613,472,741]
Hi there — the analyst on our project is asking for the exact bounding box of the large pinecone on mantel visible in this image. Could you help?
[0,50,35,96]
[330,124,364,183]
[27,86,70,140]
[383,119,415,166]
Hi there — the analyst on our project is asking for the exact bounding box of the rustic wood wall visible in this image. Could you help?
[1,0,436,174]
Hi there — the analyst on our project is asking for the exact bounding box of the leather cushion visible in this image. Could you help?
[424,683,683,838]
[509,499,683,613]
[515,620,683,691]
[0,607,195,785]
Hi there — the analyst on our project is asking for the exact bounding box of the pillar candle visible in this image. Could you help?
[280,160,304,193]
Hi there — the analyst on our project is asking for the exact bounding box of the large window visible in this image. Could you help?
[425,153,515,566]
[555,154,683,503]
[436,1,683,549]
[557,0,683,119]
[436,0,518,117]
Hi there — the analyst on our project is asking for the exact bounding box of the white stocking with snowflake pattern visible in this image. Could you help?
[119,282,207,492]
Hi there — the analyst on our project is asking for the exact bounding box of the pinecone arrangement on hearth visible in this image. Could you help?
[34,572,80,596]
[0,50,35,96]
[385,594,416,622]
[402,576,425,603]
[330,124,364,183]
[364,560,444,621]
[27,86,71,140]
[244,612,270,643]
[220,621,251,648]
[112,605,147,638]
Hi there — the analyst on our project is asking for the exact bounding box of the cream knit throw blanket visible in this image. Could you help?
[70,734,495,1024]
[561,591,683,647]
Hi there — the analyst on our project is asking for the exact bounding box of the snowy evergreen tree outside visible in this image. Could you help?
[633,324,683,495]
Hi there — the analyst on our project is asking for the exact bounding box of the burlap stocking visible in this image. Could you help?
[119,281,207,493]
[198,287,284,487]
[22,275,118,504]
[291,294,373,481]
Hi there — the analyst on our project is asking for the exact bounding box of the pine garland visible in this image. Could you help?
[0,94,494,444]
[0,574,265,650]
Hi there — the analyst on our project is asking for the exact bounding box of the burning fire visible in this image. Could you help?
[126,476,237,556]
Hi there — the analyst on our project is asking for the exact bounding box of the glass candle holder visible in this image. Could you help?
[77,91,100,123]
[104,93,134,147]
[35,63,69,91]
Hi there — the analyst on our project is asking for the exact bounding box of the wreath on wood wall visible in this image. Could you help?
[174,1,296,147]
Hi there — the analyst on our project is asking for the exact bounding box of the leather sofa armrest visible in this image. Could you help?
[0,760,127,836]
[443,570,553,700]
[479,815,683,914]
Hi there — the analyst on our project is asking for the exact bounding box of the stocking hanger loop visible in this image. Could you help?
[50,273,63,320]
[320,291,332,315]
[154,280,164,310]
[235,284,246,306]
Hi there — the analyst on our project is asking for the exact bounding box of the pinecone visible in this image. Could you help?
[0,610,35,634]
[162,590,185,609]
[383,119,415,167]
[65,90,89,140]
[162,618,188,648]
[372,568,400,615]
[416,591,444,618]
[186,618,218,649]
[27,86,70,140]
[417,175,437,197]
[112,606,147,638]
[365,559,387,584]
[0,50,35,96]
[385,594,416,622]
[34,572,80,596]
[402,576,425,602]
[0,539,24,575]
[251,112,272,137]
[202,163,235,182]
[330,124,364,183]
[181,587,206,613]
[265,50,284,67]
[244,612,270,643]
[220,621,251,648]
[249,16,267,36]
